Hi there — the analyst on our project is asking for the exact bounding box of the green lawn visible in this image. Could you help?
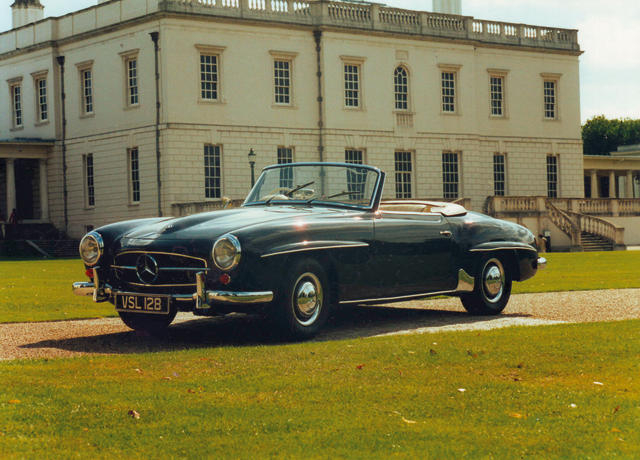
[1,251,640,323]
[1,320,639,458]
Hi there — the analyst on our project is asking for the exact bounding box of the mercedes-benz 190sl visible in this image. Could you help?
[73,162,546,340]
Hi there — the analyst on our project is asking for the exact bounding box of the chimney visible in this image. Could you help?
[432,0,461,15]
[11,0,44,29]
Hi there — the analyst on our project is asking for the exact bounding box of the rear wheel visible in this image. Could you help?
[118,310,177,335]
[273,258,331,340]
[460,256,512,315]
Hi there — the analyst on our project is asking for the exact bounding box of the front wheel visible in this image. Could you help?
[272,258,331,340]
[460,256,512,315]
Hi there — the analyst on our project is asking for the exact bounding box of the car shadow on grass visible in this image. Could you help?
[19,303,533,356]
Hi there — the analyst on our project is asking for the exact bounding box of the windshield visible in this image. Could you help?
[244,163,380,209]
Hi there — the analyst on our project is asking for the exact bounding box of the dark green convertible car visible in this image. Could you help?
[73,162,545,340]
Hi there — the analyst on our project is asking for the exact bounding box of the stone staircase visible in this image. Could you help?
[580,232,614,252]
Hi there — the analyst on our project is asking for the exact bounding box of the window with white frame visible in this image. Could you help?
[277,146,294,188]
[200,54,219,100]
[125,56,139,107]
[344,63,361,108]
[547,155,558,198]
[441,71,456,113]
[84,153,95,207]
[129,148,140,203]
[490,75,504,117]
[77,63,94,115]
[274,59,291,105]
[345,149,365,199]
[493,153,506,196]
[394,66,409,111]
[395,151,413,199]
[442,152,459,199]
[204,144,222,199]
[31,72,48,123]
[544,80,557,119]
[9,81,22,128]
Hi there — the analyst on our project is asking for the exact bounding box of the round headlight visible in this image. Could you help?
[79,232,103,266]
[212,234,241,271]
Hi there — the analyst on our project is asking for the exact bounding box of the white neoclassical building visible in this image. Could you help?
[0,0,586,241]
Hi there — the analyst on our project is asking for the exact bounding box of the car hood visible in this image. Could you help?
[120,205,344,243]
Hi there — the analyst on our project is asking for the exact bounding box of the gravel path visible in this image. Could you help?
[1,289,639,361]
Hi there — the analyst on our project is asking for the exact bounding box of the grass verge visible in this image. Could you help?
[1,320,639,458]
[1,251,639,323]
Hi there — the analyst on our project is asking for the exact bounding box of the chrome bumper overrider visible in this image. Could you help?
[537,257,547,269]
[72,272,273,308]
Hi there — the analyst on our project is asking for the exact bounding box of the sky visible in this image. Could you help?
[1,0,639,123]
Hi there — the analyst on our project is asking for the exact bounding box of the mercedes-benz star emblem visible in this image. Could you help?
[136,254,159,284]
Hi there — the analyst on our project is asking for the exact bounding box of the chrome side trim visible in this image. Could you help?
[198,291,274,305]
[261,242,369,258]
[456,268,475,292]
[340,289,458,305]
[470,246,537,253]
[537,257,547,269]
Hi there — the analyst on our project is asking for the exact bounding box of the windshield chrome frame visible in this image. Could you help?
[243,162,384,211]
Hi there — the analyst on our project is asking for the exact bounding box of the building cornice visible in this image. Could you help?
[0,0,582,61]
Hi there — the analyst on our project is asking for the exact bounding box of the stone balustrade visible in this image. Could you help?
[171,198,244,216]
[488,196,640,217]
[0,0,580,55]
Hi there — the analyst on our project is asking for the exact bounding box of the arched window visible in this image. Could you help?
[394,66,409,111]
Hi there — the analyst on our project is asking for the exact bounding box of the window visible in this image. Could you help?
[442,152,459,199]
[274,59,291,105]
[129,148,140,203]
[277,147,294,188]
[493,154,506,196]
[394,66,409,111]
[31,72,48,122]
[345,149,365,199]
[544,80,556,119]
[344,63,360,108]
[441,71,456,113]
[84,154,95,207]
[547,155,558,198]
[81,68,94,115]
[10,83,22,128]
[125,57,139,106]
[204,145,222,199]
[394,151,413,199]
[200,54,219,100]
[490,76,504,117]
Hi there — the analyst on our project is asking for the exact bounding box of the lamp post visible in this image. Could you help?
[248,149,257,187]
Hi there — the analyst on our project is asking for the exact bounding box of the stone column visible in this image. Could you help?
[39,158,49,221]
[609,171,616,198]
[625,170,633,198]
[6,158,16,218]
[590,170,598,198]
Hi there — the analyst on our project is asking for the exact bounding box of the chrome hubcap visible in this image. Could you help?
[293,273,323,326]
[483,259,505,302]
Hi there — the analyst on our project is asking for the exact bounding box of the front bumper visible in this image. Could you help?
[537,257,547,269]
[72,270,273,308]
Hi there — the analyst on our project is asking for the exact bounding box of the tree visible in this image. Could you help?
[582,116,640,155]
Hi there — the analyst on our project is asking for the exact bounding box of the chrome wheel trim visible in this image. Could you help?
[292,272,323,326]
[482,258,505,303]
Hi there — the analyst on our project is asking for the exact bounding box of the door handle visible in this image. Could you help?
[440,230,452,237]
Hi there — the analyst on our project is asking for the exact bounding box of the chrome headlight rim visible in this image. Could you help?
[212,234,242,271]
[79,231,104,267]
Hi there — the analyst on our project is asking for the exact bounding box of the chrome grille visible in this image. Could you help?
[112,251,208,288]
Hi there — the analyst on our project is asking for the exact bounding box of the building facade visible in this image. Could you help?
[0,0,584,238]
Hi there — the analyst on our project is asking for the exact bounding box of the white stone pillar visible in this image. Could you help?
[609,171,616,198]
[590,170,598,198]
[39,158,49,221]
[625,171,633,198]
[6,159,16,218]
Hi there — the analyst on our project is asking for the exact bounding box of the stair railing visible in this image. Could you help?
[545,199,581,246]
[566,212,625,248]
